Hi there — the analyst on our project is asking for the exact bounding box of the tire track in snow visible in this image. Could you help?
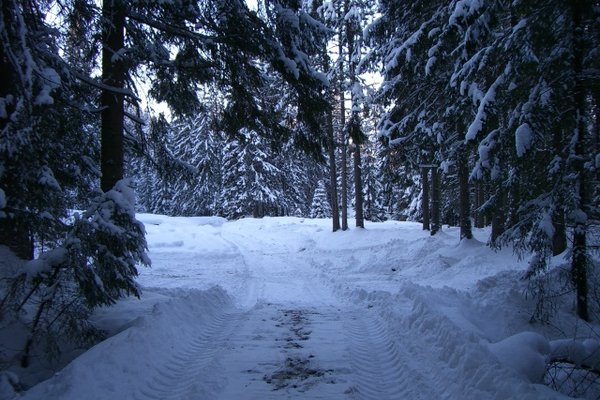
[133,309,244,400]
[345,310,441,400]
[215,232,264,309]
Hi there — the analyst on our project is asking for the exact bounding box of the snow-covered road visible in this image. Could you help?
[20,215,586,399]
[130,219,449,399]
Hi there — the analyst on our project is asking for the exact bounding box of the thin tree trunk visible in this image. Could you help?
[475,181,485,228]
[327,108,340,231]
[20,298,48,368]
[431,167,441,235]
[458,147,473,240]
[346,2,363,228]
[421,166,430,230]
[339,48,348,231]
[353,144,364,228]
[101,0,126,192]
[491,189,505,245]
[595,92,600,153]
[552,208,567,255]
[509,175,521,228]
[312,0,340,232]
[570,0,589,321]
[551,84,568,256]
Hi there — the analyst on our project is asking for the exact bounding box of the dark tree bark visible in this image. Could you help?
[552,208,567,256]
[491,190,505,245]
[311,0,339,232]
[509,176,521,228]
[339,56,348,230]
[570,0,589,321]
[552,91,568,256]
[346,4,363,229]
[458,147,473,240]
[352,141,364,228]
[0,220,33,260]
[327,107,340,232]
[474,181,485,228]
[431,167,441,235]
[421,166,430,230]
[100,0,126,192]
[595,92,600,153]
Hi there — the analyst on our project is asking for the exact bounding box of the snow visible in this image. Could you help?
[515,122,533,157]
[450,0,485,26]
[277,48,300,80]
[33,67,60,106]
[465,65,509,142]
[488,331,550,383]
[539,212,555,239]
[10,216,598,399]
[23,247,67,278]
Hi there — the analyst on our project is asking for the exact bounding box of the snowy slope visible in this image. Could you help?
[14,215,598,399]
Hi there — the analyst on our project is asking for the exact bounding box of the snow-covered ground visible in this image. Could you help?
[13,215,600,399]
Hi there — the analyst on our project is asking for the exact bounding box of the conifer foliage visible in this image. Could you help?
[1,0,598,387]
[365,0,599,321]
[0,0,330,369]
[310,180,333,218]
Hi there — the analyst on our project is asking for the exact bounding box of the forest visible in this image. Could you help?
[0,0,599,398]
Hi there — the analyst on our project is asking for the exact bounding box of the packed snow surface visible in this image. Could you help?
[18,215,590,399]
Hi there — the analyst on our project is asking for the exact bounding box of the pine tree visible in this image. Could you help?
[170,110,223,216]
[219,129,286,219]
[1,0,332,367]
[310,180,333,218]
[366,0,599,320]
[362,138,386,222]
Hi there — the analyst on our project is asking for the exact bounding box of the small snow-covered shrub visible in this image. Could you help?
[0,181,149,368]
[545,339,600,399]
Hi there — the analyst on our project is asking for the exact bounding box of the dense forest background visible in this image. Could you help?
[1,0,598,378]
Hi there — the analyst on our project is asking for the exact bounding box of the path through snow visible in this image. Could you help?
[19,216,577,399]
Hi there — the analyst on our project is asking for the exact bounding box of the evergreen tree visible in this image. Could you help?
[366,0,599,320]
[362,139,386,222]
[171,110,223,216]
[219,129,286,219]
[310,180,332,218]
[1,0,331,367]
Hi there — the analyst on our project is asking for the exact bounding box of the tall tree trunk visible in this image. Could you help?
[458,147,473,240]
[101,0,126,192]
[491,189,505,245]
[552,94,567,256]
[313,0,340,232]
[474,181,485,228]
[431,167,441,235]
[327,107,340,231]
[339,37,348,231]
[346,2,364,228]
[570,0,589,321]
[509,175,521,228]
[595,91,600,153]
[353,144,364,228]
[552,208,567,255]
[421,166,430,230]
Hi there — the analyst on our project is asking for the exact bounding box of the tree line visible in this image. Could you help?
[0,0,598,379]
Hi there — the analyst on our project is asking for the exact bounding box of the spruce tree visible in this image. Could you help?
[310,180,333,218]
